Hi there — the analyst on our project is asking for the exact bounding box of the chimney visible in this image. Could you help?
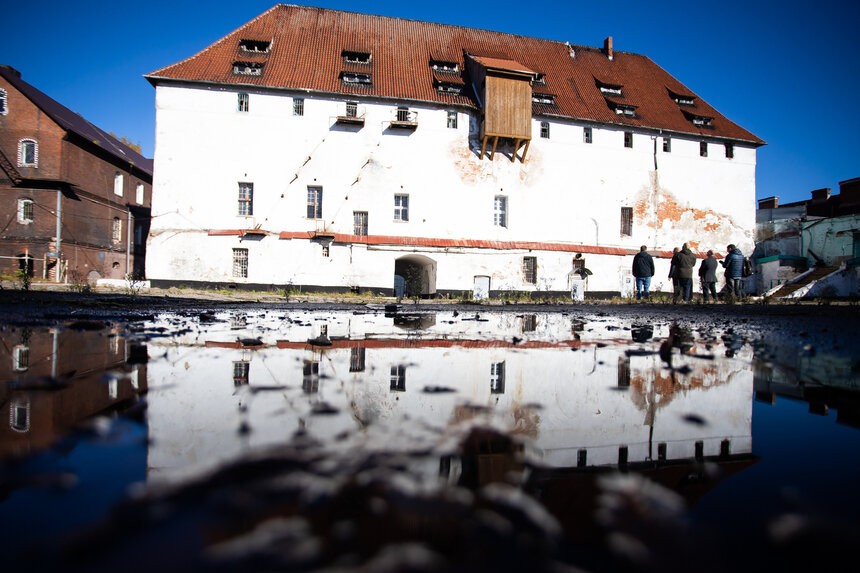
[603,37,613,60]
[758,196,778,210]
[810,187,831,202]
[0,65,22,78]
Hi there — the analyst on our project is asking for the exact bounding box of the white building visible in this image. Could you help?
[145,5,764,297]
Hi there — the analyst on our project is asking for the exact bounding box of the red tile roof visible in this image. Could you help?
[147,4,763,145]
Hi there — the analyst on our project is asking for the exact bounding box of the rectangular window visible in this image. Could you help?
[396,107,410,122]
[540,121,550,139]
[624,132,633,148]
[0,88,6,115]
[494,196,507,227]
[239,39,270,53]
[19,140,37,166]
[390,365,406,392]
[577,449,587,468]
[307,186,323,219]
[293,98,304,116]
[617,357,631,387]
[233,361,249,386]
[114,172,124,196]
[17,199,34,223]
[233,61,263,75]
[490,362,505,394]
[725,142,734,159]
[136,183,144,204]
[112,217,122,244]
[658,442,667,461]
[238,182,253,216]
[521,314,537,332]
[447,110,457,129]
[620,206,633,236]
[663,137,671,152]
[349,347,366,372]
[321,244,329,257]
[619,446,629,466]
[343,50,371,64]
[13,345,29,371]
[346,101,358,118]
[303,360,320,393]
[238,92,249,112]
[342,72,371,85]
[394,194,409,221]
[522,256,537,284]
[700,141,708,157]
[353,211,368,236]
[232,248,248,278]
[583,127,592,144]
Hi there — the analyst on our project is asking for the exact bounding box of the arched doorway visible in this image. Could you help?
[394,255,437,298]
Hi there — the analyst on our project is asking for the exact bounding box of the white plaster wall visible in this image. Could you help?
[149,85,758,293]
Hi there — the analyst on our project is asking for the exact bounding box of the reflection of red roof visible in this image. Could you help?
[147,5,763,145]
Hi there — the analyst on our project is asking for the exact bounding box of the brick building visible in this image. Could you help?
[0,65,152,284]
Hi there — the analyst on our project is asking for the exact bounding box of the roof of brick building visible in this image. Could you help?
[147,4,764,145]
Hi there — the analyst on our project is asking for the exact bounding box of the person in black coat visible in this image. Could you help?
[698,250,718,302]
[668,247,681,302]
[631,245,655,300]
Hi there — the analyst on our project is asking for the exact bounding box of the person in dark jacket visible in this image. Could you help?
[698,250,718,302]
[668,247,681,302]
[721,244,745,297]
[632,245,655,300]
[675,243,697,302]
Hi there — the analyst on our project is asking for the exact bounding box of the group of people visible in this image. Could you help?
[631,243,746,302]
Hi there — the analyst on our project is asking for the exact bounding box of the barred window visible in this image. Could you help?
[353,211,368,236]
[238,182,253,216]
[238,92,249,112]
[394,194,409,221]
[17,199,34,223]
[490,362,505,394]
[620,207,633,236]
[233,361,249,386]
[494,196,507,227]
[540,121,550,139]
[303,360,319,393]
[583,127,592,144]
[232,248,248,278]
[307,186,323,219]
[447,110,457,129]
[293,98,304,116]
[346,101,358,117]
[350,347,366,372]
[522,256,537,284]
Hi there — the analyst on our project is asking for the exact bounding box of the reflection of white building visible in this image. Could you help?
[144,311,753,483]
[145,5,763,297]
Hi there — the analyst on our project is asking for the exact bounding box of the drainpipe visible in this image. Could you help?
[126,207,132,279]
[55,189,62,282]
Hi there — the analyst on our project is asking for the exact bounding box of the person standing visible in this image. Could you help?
[698,250,718,302]
[721,244,745,298]
[669,247,681,303]
[632,245,655,300]
[676,243,697,302]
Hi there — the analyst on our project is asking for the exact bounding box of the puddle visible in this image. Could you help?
[1,307,858,571]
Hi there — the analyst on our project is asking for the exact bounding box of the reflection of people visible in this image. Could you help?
[698,250,718,302]
[632,245,654,300]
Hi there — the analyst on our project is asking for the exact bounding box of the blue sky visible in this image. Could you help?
[3,0,858,204]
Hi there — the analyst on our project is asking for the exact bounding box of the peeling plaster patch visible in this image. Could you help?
[635,185,741,248]
[450,138,541,186]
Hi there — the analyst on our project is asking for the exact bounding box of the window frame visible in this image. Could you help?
[112,217,122,244]
[700,141,708,157]
[17,198,34,224]
[540,121,550,139]
[232,248,249,278]
[447,110,458,129]
[725,142,734,159]
[114,172,124,196]
[307,186,323,219]
[136,183,145,204]
[494,196,507,228]
[353,211,368,236]
[663,137,671,153]
[620,206,633,236]
[522,256,537,285]
[293,97,304,116]
[583,127,593,144]
[394,193,409,222]
[238,92,249,112]
[18,139,37,167]
[624,132,633,148]
[238,182,253,216]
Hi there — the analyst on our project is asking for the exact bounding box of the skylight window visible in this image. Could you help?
[343,50,372,64]
[233,61,263,76]
[239,39,270,53]
[430,60,459,73]
[342,72,371,85]
[532,93,556,105]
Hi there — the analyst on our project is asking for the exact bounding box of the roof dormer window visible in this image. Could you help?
[682,109,713,127]
[239,39,270,53]
[606,99,637,118]
[596,79,623,96]
[233,61,264,76]
[341,71,372,85]
[668,89,696,106]
[430,60,459,73]
[343,50,371,64]
[532,93,556,105]
[533,73,546,85]
[435,81,463,94]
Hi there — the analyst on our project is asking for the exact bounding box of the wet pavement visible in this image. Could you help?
[1,291,859,572]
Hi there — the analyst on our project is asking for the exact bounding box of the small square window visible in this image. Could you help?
[293,98,304,116]
[233,248,248,278]
[624,132,633,148]
[238,92,249,112]
[620,206,633,236]
[540,121,550,139]
[522,256,537,284]
[700,141,708,157]
[394,194,409,221]
[447,110,458,129]
[583,127,592,144]
[725,142,734,159]
[663,137,671,153]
